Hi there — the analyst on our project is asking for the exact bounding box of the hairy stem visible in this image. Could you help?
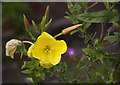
[23,41,33,45]
[54,32,63,38]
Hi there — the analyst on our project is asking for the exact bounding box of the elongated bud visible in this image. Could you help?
[62,24,82,34]
[44,5,49,18]
[23,14,30,31]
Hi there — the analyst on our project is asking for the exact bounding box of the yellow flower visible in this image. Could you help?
[27,32,67,68]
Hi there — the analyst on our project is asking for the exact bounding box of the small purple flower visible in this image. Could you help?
[108,26,115,32]
[69,81,72,83]
[66,48,76,58]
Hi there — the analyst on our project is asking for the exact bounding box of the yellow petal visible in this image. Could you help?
[40,59,53,68]
[32,45,45,60]
[27,44,35,57]
[52,40,67,54]
[49,53,61,65]
[36,32,56,46]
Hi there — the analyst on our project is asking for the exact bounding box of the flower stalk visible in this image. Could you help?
[54,32,63,38]
[23,41,33,45]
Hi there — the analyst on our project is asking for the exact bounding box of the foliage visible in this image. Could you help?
[64,2,120,83]
[6,2,120,83]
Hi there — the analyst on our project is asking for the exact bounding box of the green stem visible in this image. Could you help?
[54,32,63,38]
[75,55,87,72]
[86,2,98,12]
[107,26,113,36]
[109,4,114,11]
[100,23,104,40]
[28,31,36,41]
[41,16,46,33]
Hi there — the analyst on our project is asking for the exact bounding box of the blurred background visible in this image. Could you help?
[2,2,119,83]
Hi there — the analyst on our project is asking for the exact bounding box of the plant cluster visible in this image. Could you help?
[5,2,120,84]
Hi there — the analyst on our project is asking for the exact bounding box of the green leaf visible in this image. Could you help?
[75,59,85,71]
[79,2,87,11]
[104,2,110,9]
[96,72,105,83]
[45,18,52,28]
[113,21,120,31]
[65,11,71,16]
[67,2,73,13]
[84,60,92,71]
[89,59,112,83]
[86,2,98,11]
[70,29,79,35]
[21,61,35,69]
[21,69,32,74]
[26,77,34,83]
[20,42,27,56]
[94,39,99,45]
[32,20,39,33]
[83,22,91,30]
[106,73,113,83]
[105,35,119,41]
[78,27,85,33]
[40,73,45,80]
[21,61,27,69]
[77,10,119,23]
[64,16,73,22]
[96,53,104,60]
[84,36,90,43]
[83,48,95,56]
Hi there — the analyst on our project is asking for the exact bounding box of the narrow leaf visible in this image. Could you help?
[70,29,79,35]
[105,36,119,41]
[77,10,119,23]
[104,2,109,9]
[32,20,39,33]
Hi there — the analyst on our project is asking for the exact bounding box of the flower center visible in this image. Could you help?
[44,46,51,53]
[69,51,74,55]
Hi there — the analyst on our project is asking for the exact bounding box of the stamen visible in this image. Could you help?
[44,46,51,53]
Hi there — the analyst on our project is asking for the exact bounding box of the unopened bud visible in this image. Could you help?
[62,24,82,34]
[5,39,21,59]
[23,14,30,31]
[44,6,49,18]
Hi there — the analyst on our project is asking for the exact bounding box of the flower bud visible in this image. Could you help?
[62,24,82,34]
[5,39,21,59]
[23,14,30,31]
[44,5,49,18]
